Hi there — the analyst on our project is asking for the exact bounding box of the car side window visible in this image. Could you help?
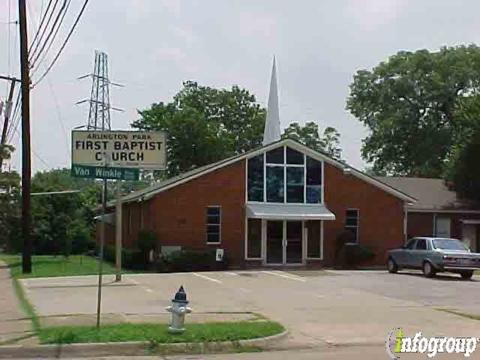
[405,239,416,249]
[415,239,427,250]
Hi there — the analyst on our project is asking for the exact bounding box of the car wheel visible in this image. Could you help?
[387,258,398,273]
[460,271,474,280]
[423,261,436,278]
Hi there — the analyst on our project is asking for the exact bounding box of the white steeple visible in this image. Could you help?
[263,57,281,145]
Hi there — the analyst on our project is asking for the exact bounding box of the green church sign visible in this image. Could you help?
[71,164,139,181]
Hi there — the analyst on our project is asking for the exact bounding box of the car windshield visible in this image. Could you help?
[432,239,467,251]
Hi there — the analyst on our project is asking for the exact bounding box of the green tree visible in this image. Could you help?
[0,170,21,252]
[31,169,99,255]
[448,128,480,202]
[132,81,266,176]
[445,95,480,201]
[0,144,21,252]
[282,122,342,159]
[347,45,480,177]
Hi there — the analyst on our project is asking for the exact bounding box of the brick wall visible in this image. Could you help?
[124,160,247,268]
[101,156,411,268]
[407,211,480,240]
[323,163,406,265]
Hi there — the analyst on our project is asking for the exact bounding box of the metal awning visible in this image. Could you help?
[246,203,336,221]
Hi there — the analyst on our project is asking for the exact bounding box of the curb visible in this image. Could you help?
[0,330,288,358]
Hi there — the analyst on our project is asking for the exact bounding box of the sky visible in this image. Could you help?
[1,0,480,173]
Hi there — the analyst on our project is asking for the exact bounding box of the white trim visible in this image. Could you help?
[124,139,416,204]
[244,214,248,259]
[245,217,263,260]
[407,208,480,214]
[321,158,325,204]
[263,219,305,265]
[206,205,221,244]
[434,216,451,238]
[345,208,359,244]
[245,154,249,204]
[281,140,415,202]
[303,154,307,204]
[262,219,267,261]
[263,152,267,202]
[283,146,287,203]
[258,145,325,205]
[461,219,480,225]
[321,220,324,260]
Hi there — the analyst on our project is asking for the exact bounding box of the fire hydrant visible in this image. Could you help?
[165,286,192,334]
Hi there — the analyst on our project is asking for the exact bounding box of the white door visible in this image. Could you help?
[462,224,477,251]
[435,217,451,238]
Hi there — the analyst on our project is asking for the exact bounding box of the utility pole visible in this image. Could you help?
[18,0,32,274]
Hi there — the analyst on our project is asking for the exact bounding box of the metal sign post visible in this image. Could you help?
[96,176,107,329]
[70,129,166,329]
[115,181,122,282]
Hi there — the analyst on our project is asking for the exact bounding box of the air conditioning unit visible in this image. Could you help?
[216,249,224,262]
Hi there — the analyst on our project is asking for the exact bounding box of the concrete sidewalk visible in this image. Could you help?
[0,261,34,344]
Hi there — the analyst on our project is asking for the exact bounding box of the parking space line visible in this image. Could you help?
[262,270,307,282]
[192,272,222,284]
[125,277,156,294]
[127,278,139,285]
[225,272,238,276]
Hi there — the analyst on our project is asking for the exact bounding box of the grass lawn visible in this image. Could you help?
[0,254,117,279]
[38,321,285,345]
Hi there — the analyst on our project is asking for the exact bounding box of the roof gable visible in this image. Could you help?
[377,177,480,211]
[119,139,417,204]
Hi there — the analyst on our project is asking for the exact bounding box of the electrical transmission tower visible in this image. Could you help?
[77,51,122,130]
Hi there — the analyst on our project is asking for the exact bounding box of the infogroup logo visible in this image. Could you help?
[386,328,479,359]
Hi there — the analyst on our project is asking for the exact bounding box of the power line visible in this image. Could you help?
[10,127,50,169]
[31,0,90,89]
[29,0,71,71]
[46,77,70,160]
[6,91,21,143]
[30,0,72,75]
[28,0,54,51]
[28,0,59,56]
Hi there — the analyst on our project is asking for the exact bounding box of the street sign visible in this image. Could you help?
[71,130,167,170]
[71,164,139,180]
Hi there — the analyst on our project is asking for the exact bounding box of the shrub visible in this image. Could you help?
[102,245,145,270]
[67,220,91,255]
[344,244,375,267]
[137,230,156,253]
[334,230,356,267]
[137,229,157,266]
[162,249,228,273]
[335,230,356,255]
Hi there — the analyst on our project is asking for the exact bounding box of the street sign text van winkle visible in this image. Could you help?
[71,130,167,170]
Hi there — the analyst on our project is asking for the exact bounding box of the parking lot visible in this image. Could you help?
[21,270,480,348]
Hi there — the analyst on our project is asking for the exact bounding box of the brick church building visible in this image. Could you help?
[99,60,480,269]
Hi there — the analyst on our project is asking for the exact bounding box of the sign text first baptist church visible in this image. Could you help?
[71,130,166,180]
